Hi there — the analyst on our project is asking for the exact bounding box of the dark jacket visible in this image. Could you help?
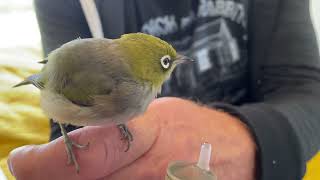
[34,0,320,179]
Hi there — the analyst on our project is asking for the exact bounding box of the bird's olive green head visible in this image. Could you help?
[115,33,192,88]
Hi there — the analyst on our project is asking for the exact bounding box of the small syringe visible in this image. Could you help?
[166,142,217,180]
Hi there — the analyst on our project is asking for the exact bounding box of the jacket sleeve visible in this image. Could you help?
[212,0,320,179]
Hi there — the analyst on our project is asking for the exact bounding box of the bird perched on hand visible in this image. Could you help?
[13,33,193,172]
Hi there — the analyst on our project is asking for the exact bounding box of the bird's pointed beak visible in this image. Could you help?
[174,54,194,65]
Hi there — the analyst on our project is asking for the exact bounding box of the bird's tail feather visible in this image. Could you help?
[37,59,48,64]
[13,74,44,89]
[13,80,32,88]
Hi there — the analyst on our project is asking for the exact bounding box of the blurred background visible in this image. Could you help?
[0,0,319,180]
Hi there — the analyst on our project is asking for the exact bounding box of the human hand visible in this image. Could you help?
[8,97,256,180]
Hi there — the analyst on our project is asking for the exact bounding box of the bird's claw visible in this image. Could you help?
[117,124,133,152]
[63,135,89,173]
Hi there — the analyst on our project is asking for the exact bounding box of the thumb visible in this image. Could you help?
[7,116,158,180]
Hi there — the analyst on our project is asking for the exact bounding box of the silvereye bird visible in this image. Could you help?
[13,33,192,172]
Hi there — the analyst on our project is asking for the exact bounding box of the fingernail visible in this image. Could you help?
[7,157,14,177]
[7,146,27,177]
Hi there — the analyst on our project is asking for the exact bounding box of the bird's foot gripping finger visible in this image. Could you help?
[117,124,133,152]
[63,135,89,173]
[59,123,89,173]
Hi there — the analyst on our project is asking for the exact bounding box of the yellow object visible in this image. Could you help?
[0,65,50,180]
[304,152,320,180]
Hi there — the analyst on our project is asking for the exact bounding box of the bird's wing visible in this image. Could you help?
[51,38,131,107]
[59,68,116,107]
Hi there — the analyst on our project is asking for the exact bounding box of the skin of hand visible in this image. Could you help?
[7,97,256,180]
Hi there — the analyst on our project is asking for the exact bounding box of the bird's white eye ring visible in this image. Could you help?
[160,55,171,69]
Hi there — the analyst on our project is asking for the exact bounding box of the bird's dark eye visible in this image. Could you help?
[160,55,171,69]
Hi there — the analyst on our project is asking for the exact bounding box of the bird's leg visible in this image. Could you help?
[117,124,133,152]
[58,123,89,173]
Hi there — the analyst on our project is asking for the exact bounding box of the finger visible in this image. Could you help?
[8,115,159,180]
